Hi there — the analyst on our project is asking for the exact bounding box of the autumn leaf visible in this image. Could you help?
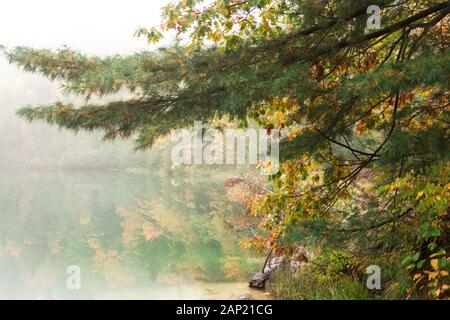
[428,271,439,280]
[431,259,439,270]
[413,273,422,281]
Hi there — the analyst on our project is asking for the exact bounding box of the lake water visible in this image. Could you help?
[0,169,267,299]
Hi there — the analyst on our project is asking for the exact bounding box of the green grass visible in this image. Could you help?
[268,269,372,300]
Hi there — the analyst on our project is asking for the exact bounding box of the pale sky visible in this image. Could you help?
[0,0,172,55]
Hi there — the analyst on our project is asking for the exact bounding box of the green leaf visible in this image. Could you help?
[430,249,446,258]
[417,259,425,269]
[402,252,420,265]
[422,227,441,239]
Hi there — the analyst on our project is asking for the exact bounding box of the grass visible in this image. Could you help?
[268,269,372,300]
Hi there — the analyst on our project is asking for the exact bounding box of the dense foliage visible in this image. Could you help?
[2,0,449,298]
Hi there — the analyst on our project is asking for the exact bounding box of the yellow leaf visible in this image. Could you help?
[428,271,439,280]
[416,191,424,199]
[431,259,439,270]
[210,29,222,42]
[421,89,433,97]
[440,270,449,277]
[413,273,422,281]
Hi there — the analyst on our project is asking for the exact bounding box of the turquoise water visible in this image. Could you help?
[0,169,266,299]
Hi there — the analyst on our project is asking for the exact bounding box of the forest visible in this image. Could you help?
[1,0,449,300]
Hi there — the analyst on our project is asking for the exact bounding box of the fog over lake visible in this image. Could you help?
[0,0,266,299]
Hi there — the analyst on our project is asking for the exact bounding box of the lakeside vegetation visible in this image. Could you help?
[2,0,449,299]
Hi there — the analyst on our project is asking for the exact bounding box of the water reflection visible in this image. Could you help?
[0,169,266,299]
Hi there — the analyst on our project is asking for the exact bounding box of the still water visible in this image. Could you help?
[0,169,266,299]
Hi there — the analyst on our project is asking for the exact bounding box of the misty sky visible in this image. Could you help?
[0,0,171,55]
[0,1,176,167]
